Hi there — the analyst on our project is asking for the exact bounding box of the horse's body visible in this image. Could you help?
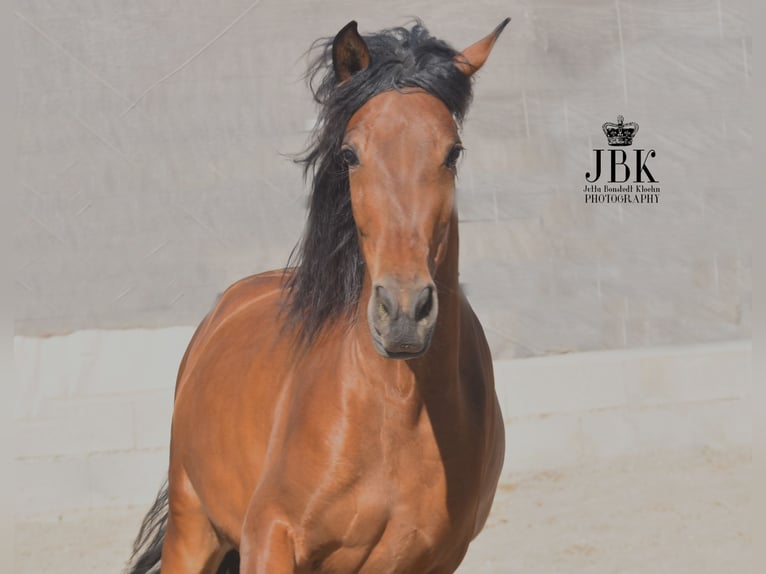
[128,19,509,574]
[171,261,501,573]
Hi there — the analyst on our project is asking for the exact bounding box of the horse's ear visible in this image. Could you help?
[332,21,371,83]
[455,18,511,77]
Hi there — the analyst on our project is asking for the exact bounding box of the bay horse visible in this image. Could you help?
[127,18,509,574]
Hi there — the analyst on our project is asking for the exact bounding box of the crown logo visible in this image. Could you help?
[602,115,639,146]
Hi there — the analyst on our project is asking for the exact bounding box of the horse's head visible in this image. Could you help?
[330,20,508,359]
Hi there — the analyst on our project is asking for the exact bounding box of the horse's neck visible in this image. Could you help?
[423,210,461,373]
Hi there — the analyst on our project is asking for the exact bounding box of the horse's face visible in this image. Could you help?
[344,91,459,358]
[331,19,508,358]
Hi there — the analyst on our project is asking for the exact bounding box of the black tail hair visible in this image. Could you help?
[124,480,241,573]
[125,481,169,574]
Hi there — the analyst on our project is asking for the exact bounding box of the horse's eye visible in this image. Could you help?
[341,147,360,168]
[445,145,463,170]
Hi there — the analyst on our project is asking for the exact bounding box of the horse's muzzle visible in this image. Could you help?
[367,279,438,359]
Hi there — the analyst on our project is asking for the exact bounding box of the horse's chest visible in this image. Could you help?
[316,490,458,574]
[306,428,474,572]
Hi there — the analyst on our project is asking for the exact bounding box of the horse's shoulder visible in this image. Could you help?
[457,289,494,385]
[175,270,290,392]
[186,271,287,353]
[206,270,287,322]
[458,290,487,345]
[220,269,288,303]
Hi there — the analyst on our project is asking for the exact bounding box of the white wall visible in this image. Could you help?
[14,0,752,358]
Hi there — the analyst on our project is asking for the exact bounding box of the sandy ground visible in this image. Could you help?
[15,448,749,573]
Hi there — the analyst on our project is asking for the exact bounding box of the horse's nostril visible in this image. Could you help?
[414,285,435,322]
[375,285,395,321]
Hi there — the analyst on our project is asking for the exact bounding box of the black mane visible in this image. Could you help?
[283,21,474,344]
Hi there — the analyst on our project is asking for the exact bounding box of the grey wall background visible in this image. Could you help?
[15,0,751,358]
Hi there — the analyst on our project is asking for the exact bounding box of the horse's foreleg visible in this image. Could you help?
[161,465,227,573]
[240,506,299,574]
